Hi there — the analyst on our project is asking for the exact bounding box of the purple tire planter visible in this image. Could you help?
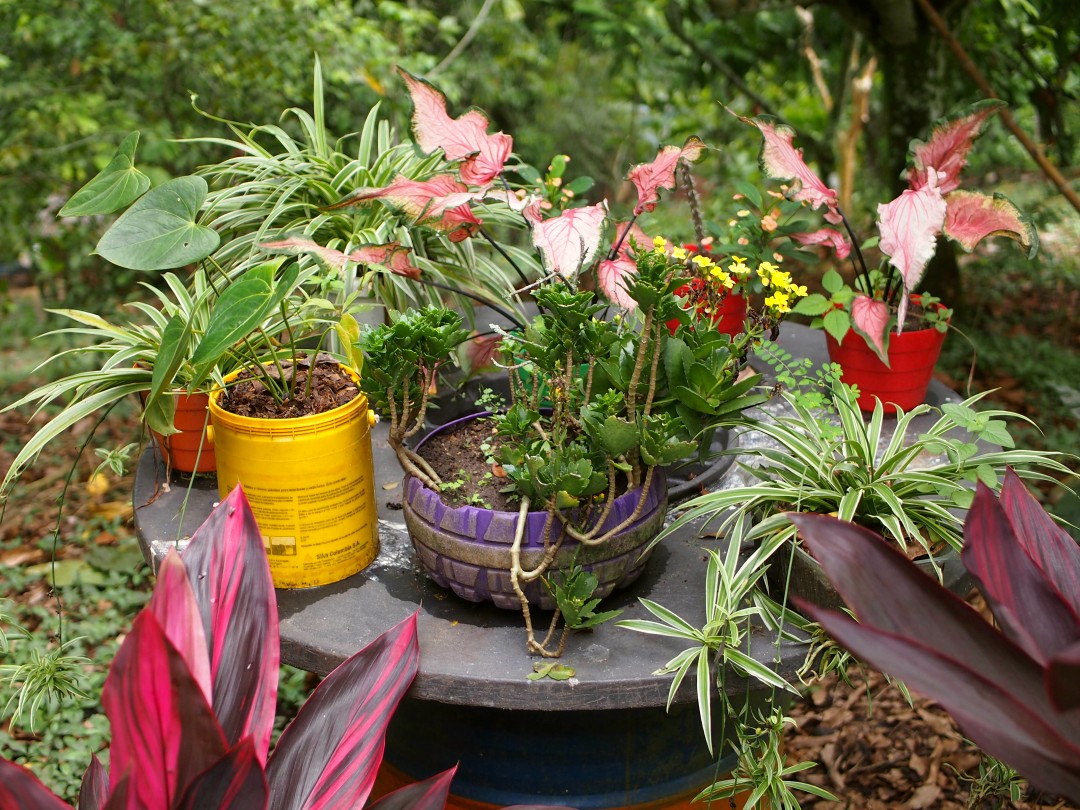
[403,414,669,610]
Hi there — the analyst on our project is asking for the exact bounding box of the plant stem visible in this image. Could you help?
[410,275,526,331]
[838,211,874,296]
[479,226,530,287]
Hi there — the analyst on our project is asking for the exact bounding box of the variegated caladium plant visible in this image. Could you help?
[741,100,1039,363]
[791,469,1080,803]
[0,485,449,810]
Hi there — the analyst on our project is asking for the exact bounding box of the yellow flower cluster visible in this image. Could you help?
[753,259,808,314]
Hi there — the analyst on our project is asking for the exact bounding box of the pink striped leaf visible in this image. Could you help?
[264,612,421,810]
[328,175,482,242]
[998,469,1080,617]
[962,481,1080,666]
[78,755,109,810]
[398,68,512,186]
[850,295,890,362]
[182,485,280,766]
[907,100,1005,193]
[792,510,1080,802]
[627,137,706,215]
[877,176,947,299]
[147,550,212,706]
[102,610,228,806]
[173,738,269,810]
[526,201,607,279]
[366,766,457,810]
[0,760,69,808]
[259,238,422,279]
[744,115,841,224]
[100,775,136,810]
[943,190,1039,258]
[789,227,851,259]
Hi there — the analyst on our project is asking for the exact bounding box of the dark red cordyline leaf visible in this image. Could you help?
[182,485,279,765]
[366,766,456,810]
[0,759,69,809]
[999,468,1080,617]
[793,513,1080,802]
[963,482,1080,665]
[77,755,108,810]
[1048,641,1080,713]
[173,738,269,810]
[101,610,227,806]
[265,612,420,810]
[148,550,212,703]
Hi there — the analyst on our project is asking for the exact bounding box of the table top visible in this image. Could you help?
[133,324,960,712]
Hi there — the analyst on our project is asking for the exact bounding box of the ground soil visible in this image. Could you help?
[217,357,359,419]
[416,416,516,510]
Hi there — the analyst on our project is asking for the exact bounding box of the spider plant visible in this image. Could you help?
[655,385,1072,559]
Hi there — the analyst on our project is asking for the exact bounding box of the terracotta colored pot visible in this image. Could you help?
[667,287,747,338]
[150,392,216,473]
[403,413,669,610]
[826,302,948,414]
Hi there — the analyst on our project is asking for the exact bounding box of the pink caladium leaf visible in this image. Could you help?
[182,485,280,766]
[877,172,947,310]
[78,755,109,810]
[462,333,503,376]
[597,222,649,309]
[102,610,228,806]
[962,476,1080,667]
[627,137,706,215]
[398,68,512,186]
[327,175,483,242]
[744,115,842,224]
[791,511,1080,802]
[526,201,607,279]
[259,238,422,279]
[173,738,269,810]
[366,766,457,810]
[850,294,891,362]
[943,190,1039,258]
[265,612,421,810]
[907,99,1005,193]
[148,550,212,706]
[789,227,851,259]
[0,759,69,808]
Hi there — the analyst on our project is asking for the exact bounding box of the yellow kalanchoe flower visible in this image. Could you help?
[765,290,792,313]
[672,246,688,261]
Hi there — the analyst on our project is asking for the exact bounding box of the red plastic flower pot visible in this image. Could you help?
[826,320,948,415]
[150,392,216,473]
[666,286,747,338]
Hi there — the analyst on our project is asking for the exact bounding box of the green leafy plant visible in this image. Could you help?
[546,564,623,630]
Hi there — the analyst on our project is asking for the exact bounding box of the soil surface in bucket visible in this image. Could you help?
[218,357,359,419]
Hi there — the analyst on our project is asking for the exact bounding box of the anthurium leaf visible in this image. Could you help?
[188,263,277,387]
[173,738,268,810]
[265,612,420,810]
[998,469,1080,617]
[792,513,1080,802]
[78,755,109,810]
[182,486,280,766]
[101,610,228,806]
[962,483,1080,665]
[367,767,457,810]
[95,176,219,271]
[60,131,151,217]
[0,760,69,808]
[143,388,179,437]
[147,313,193,412]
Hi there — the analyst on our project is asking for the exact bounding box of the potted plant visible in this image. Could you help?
[738,100,1038,413]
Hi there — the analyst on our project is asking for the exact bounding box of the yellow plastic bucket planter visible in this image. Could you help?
[208,365,379,588]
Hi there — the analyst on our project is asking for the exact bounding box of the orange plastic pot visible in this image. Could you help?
[149,392,216,473]
[826,303,948,414]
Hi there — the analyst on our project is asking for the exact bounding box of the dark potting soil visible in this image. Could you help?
[217,359,360,419]
[415,417,517,510]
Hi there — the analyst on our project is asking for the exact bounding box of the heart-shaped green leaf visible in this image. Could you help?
[95,176,219,270]
[59,132,151,217]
